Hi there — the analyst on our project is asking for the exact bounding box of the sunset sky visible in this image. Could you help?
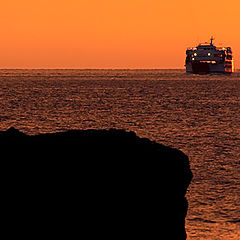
[0,0,239,69]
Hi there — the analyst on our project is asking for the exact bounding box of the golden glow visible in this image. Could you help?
[0,0,239,68]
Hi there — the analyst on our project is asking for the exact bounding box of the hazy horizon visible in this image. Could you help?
[0,68,239,71]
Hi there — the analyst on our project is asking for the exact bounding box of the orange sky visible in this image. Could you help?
[0,0,239,69]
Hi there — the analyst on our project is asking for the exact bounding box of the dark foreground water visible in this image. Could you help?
[0,69,239,239]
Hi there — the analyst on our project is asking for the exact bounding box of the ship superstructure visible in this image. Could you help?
[185,37,234,74]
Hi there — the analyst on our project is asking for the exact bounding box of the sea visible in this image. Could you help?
[0,69,239,239]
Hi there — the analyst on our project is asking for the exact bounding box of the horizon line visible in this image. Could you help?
[0,68,190,70]
[0,68,239,71]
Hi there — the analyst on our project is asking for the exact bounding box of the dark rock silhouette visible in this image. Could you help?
[1,127,192,239]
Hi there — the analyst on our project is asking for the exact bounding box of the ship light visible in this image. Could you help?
[208,53,211,56]
[192,58,195,60]
[194,53,197,56]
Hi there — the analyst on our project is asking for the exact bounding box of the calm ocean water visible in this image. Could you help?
[0,69,239,239]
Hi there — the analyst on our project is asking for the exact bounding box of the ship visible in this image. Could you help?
[185,37,234,74]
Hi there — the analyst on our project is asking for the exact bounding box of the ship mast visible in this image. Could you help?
[210,36,214,46]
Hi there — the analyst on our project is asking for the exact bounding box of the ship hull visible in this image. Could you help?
[186,62,232,74]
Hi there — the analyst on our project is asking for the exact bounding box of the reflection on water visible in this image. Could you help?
[0,69,239,239]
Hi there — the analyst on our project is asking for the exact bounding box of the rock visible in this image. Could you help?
[1,127,192,239]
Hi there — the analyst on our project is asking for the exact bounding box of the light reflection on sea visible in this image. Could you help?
[0,69,239,239]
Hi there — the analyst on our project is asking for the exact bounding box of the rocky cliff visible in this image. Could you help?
[1,127,192,239]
